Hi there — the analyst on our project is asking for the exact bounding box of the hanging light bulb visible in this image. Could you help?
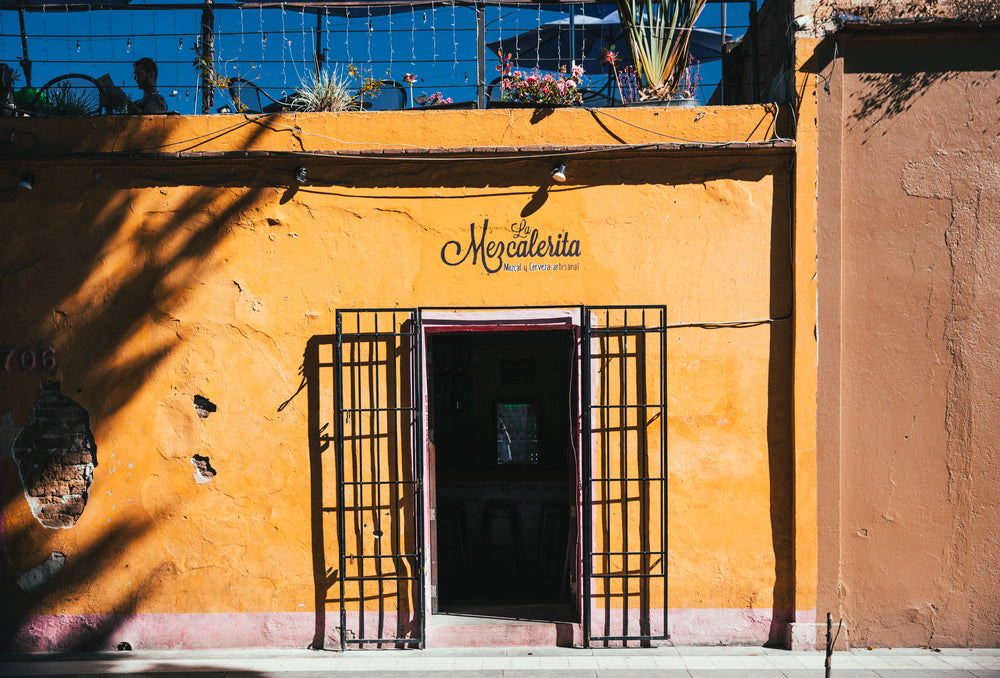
[126,38,131,53]
[76,39,80,53]
[178,37,183,49]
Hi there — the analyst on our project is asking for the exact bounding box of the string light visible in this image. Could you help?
[259,5,266,70]
[535,2,542,70]
[430,1,437,61]
[451,1,457,69]
[236,5,245,61]
[279,3,287,88]
[299,9,306,73]
[387,7,394,77]
[323,8,330,72]
[344,8,351,69]
[410,7,416,67]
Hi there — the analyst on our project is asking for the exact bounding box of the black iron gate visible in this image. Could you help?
[582,306,668,646]
[331,305,666,649]
[334,309,424,649]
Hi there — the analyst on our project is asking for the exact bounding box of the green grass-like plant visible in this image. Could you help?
[291,68,360,112]
[47,81,99,116]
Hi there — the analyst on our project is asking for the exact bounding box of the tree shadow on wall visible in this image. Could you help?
[0,485,163,651]
[0,115,280,650]
[835,34,1000,132]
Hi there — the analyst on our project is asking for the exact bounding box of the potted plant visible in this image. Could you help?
[290,67,362,112]
[614,0,707,102]
[493,52,585,107]
[414,91,454,107]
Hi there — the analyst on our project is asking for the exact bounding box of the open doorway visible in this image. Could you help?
[428,329,577,621]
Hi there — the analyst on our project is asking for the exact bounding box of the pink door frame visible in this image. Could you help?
[419,308,585,629]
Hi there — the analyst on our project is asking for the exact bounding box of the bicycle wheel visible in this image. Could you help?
[31,74,104,116]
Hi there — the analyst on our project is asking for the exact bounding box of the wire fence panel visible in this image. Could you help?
[1,0,751,112]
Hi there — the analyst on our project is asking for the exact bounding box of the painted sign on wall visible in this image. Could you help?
[441,219,582,274]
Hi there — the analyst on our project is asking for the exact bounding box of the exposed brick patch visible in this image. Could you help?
[193,395,217,419]
[12,382,97,529]
[191,454,216,484]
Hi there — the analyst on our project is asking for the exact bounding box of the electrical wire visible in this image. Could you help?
[593,105,792,146]
[667,314,791,329]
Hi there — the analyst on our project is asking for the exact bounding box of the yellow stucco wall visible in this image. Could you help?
[0,105,809,647]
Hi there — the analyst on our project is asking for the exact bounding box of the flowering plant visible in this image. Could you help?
[499,65,585,106]
[674,56,702,100]
[415,91,453,106]
[403,73,418,107]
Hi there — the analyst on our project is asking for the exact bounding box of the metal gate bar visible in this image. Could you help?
[335,309,424,649]
[582,306,668,646]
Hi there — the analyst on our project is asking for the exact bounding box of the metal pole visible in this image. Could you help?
[719,2,726,103]
[335,312,348,651]
[581,306,592,647]
[199,0,215,114]
[476,2,486,109]
[749,0,759,104]
[315,11,324,76]
[18,7,31,88]
[660,305,668,638]
[569,6,576,70]
[414,309,426,649]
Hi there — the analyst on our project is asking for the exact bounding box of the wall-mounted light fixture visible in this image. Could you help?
[294,167,308,184]
[551,163,567,183]
[18,172,35,190]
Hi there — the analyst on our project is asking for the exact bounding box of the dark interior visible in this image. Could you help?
[429,330,576,617]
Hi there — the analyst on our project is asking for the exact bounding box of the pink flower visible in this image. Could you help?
[543,74,553,82]
[566,80,577,88]
[556,82,566,95]
[572,65,584,78]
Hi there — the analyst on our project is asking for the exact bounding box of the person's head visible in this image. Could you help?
[133,57,158,89]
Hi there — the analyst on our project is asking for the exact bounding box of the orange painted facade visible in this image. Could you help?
[0,104,818,650]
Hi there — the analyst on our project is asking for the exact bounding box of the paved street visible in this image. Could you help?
[2,646,1000,678]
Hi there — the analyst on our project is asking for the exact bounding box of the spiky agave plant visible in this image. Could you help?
[291,67,360,112]
[615,0,707,100]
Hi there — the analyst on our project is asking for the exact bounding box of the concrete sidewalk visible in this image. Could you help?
[2,646,1000,678]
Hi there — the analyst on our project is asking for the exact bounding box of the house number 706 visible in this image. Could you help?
[1,348,56,371]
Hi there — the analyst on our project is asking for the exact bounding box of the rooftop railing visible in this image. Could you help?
[1,0,759,113]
